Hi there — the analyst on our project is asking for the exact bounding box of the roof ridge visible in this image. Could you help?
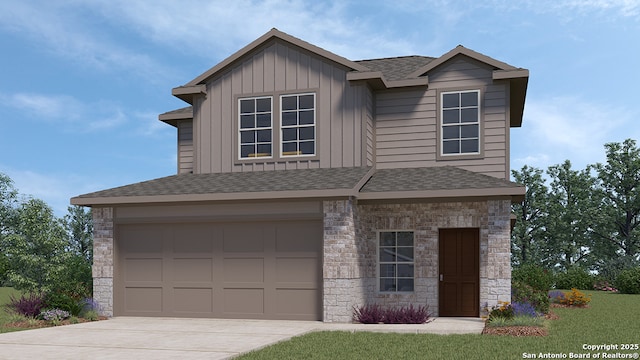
[355,55,435,62]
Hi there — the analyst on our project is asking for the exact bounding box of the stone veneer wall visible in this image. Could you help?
[322,198,369,322]
[92,207,114,317]
[322,199,512,322]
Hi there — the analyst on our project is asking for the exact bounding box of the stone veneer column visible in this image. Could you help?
[323,198,364,322]
[482,199,512,313]
[92,207,114,317]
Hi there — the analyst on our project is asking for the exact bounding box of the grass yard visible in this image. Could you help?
[239,291,640,360]
[0,287,23,333]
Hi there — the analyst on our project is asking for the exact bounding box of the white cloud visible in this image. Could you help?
[0,1,175,82]
[0,92,173,136]
[0,92,125,132]
[82,0,417,60]
[512,96,639,170]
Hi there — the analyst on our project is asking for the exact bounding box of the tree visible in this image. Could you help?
[0,173,19,284]
[589,139,640,275]
[3,198,68,292]
[64,205,93,263]
[546,160,596,271]
[511,165,549,267]
[0,172,18,235]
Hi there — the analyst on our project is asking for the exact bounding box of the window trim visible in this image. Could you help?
[280,92,316,158]
[238,96,274,160]
[377,230,415,293]
[234,90,320,164]
[436,88,484,160]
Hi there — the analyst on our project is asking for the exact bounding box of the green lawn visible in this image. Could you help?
[239,291,640,360]
[0,287,23,333]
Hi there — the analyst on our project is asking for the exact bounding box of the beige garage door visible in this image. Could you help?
[114,220,322,320]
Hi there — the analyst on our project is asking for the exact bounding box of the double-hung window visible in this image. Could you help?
[441,90,480,155]
[281,93,315,157]
[379,231,414,292]
[239,97,272,159]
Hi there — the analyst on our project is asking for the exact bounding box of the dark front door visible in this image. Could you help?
[439,228,479,317]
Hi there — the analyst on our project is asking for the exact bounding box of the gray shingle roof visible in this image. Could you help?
[73,166,523,205]
[355,56,435,81]
[159,106,193,117]
[361,166,522,193]
[75,167,372,199]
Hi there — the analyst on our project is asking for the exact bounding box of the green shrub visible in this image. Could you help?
[82,310,99,321]
[615,267,640,294]
[512,281,550,314]
[512,264,553,291]
[487,315,544,328]
[555,267,594,290]
[44,292,83,317]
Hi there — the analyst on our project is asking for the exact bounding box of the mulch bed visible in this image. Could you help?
[3,316,108,330]
[482,310,560,337]
[482,325,548,336]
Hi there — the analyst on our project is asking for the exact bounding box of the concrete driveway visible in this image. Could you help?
[0,317,484,359]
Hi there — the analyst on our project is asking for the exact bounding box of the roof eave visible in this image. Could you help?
[70,188,358,206]
[357,186,526,201]
[493,69,530,127]
[346,71,429,90]
[158,108,194,127]
[171,85,207,104]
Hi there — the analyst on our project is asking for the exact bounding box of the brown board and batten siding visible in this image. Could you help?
[374,57,510,180]
[193,39,371,174]
[177,120,194,174]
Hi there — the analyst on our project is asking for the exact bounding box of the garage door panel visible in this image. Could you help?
[172,224,213,254]
[276,289,318,318]
[224,289,264,315]
[174,288,213,313]
[117,220,321,320]
[223,225,264,253]
[125,287,163,313]
[173,258,213,282]
[276,221,321,252]
[223,258,264,283]
[276,257,318,283]
[125,258,163,282]
[120,226,164,253]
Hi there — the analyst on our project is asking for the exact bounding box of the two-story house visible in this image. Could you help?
[72,28,528,322]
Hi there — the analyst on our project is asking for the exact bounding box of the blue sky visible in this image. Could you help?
[1,0,639,216]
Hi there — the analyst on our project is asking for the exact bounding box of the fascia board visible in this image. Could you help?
[356,186,525,201]
[493,69,529,80]
[70,189,356,206]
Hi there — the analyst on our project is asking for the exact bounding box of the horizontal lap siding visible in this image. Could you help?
[375,89,435,168]
[177,120,194,174]
[195,40,367,174]
[374,57,509,179]
[365,88,375,166]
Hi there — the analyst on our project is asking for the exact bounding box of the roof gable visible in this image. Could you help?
[407,45,518,78]
[185,28,369,87]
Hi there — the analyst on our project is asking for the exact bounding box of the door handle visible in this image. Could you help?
[440,274,443,281]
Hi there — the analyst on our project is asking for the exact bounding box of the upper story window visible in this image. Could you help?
[379,231,414,292]
[281,93,315,157]
[441,90,480,155]
[239,97,272,159]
